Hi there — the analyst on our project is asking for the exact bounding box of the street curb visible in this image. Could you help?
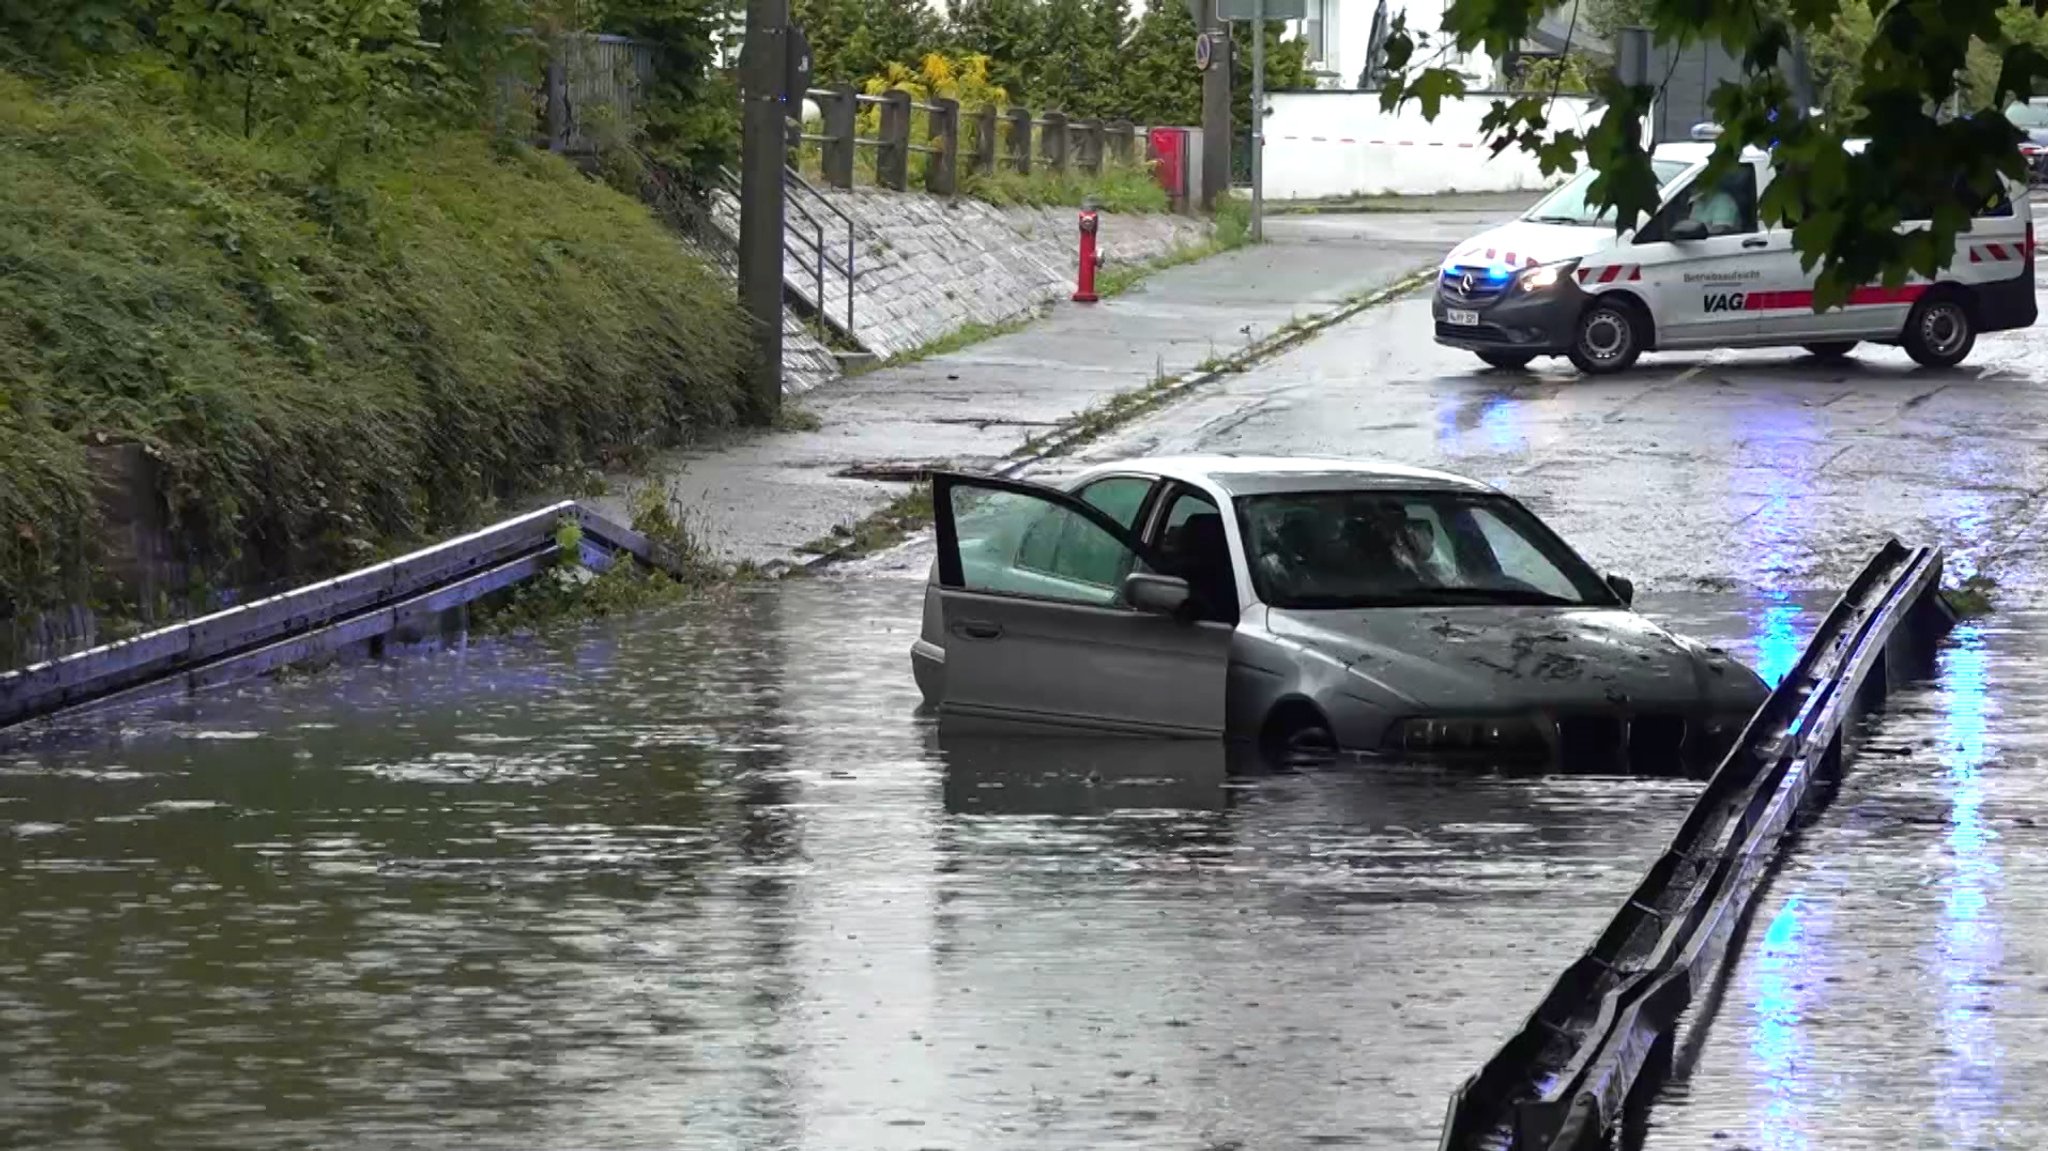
[789,261,1440,572]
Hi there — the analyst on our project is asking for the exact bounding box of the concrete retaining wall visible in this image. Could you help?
[733,188,1213,363]
[1263,91,1599,200]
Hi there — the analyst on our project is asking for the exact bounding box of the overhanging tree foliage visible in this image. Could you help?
[1380,0,2048,306]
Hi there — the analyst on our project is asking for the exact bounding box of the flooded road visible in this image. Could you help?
[1641,612,2048,1150]
[1,576,1795,1151]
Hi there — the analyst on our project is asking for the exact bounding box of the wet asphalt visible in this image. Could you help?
[7,216,2048,1149]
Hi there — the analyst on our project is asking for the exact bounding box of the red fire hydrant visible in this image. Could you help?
[1074,208,1102,303]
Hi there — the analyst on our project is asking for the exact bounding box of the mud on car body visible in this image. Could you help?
[1434,135,2039,374]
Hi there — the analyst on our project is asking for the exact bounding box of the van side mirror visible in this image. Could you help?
[1607,573,1636,607]
[1123,572,1192,617]
[1669,219,1708,242]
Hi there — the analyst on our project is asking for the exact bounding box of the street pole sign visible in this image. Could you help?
[1221,0,1297,242]
[1196,31,1215,71]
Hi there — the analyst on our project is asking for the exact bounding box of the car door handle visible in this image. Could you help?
[953,619,1004,641]
[1742,238,1769,249]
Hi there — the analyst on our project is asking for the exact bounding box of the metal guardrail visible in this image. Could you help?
[0,503,672,732]
[718,166,857,346]
[1438,539,1955,1151]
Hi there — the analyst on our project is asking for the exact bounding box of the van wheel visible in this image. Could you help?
[1802,341,1857,360]
[1476,351,1535,371]
[1568,298,1647,374]
[1903,291,1976,368]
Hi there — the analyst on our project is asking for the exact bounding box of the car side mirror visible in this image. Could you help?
[1607,573,1635,607]
[1669,219,1708,242]
[1124,572,1192,617]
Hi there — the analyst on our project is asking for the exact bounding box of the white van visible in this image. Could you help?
[1432,139,2038,373]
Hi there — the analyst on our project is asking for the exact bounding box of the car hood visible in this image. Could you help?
[1265,605,1764,713]
[1441,221,1615,274]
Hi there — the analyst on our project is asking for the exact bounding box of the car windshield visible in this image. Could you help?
[1236,490,1617,610]
[1522,159,1692,226]
[2008,100,2048,129]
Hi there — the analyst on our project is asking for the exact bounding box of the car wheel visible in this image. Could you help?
[1476,351,1535,371]
[1262,703,1336,762]
[1567,298,1646,374]
[1903,291,1976,368]
[1801,341,1858,360]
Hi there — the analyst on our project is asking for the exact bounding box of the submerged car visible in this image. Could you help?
[911,456,1769,775]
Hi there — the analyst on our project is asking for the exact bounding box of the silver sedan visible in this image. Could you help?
[910,456,1769,775]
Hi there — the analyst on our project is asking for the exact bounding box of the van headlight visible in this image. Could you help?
[1516,259,1579,293]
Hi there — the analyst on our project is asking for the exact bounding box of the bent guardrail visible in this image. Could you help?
[0,502,671,732]
[1439,539,1954,1151]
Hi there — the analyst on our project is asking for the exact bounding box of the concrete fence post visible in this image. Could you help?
[1004,107,1033,174]
[1077,118,1105,174]
[927,97,960,195]
[973,104,999,175]
[1107,119,1136,165]
[1041,110,1069,174]
[878,89,911,191]
[820,84,857,189]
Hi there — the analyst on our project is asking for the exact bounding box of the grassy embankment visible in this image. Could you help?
[0,71,749,633]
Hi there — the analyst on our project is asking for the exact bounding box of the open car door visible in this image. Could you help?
[932,471,1231,739]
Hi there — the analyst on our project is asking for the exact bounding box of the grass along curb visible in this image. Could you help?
[791,261,1440,570]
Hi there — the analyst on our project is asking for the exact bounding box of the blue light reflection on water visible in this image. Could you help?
[1736,408,1816,689]
[1935,626,2001,1145]
[1748,891,1822,1151]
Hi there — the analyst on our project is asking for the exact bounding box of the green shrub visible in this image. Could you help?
[0,70,748,617]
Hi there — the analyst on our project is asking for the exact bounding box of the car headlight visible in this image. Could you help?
[1388,715,1548,756]
[1515,259,1579,293]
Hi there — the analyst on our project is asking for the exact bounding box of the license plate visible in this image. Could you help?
[1446,308,1480,326]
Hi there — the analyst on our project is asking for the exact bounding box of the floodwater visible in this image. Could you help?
[1641,612,2048,1150]
[0,574,1812,1151]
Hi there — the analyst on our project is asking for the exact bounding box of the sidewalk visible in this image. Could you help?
[597,208,1514,568]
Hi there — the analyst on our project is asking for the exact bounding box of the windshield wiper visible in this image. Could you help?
[1409,587,1583,607]
[1526,214,1594,226]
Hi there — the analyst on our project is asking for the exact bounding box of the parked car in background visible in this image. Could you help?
[911,456,1770,776]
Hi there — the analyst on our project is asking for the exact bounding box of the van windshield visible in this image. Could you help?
[1523,160,1693,226]
[2008,100,2048,130]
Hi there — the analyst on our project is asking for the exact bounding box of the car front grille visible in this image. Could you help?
[1440,264,1512,304]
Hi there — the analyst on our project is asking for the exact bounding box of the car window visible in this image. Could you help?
[1641,163,1760,240]
[1235,490,1613,610]
[953,486,1136,606]
[1075,475,1153,528]
[1473,507,1584,601]
[1152,487,1240,623]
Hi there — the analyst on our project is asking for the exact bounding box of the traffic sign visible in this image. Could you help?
[1220,0,1305,20]
[1196,31,1215,71]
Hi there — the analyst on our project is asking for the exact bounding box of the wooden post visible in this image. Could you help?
[544,47,569,152]
[820,84,856,188]
[974,104,999,175]
[737,0,790,422]
[1005,107,1032,174]
[927,97,960,195]
[1041,111,1069,174]
[878,89,911,191]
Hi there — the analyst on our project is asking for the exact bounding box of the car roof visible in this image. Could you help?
[1077,455,1497,497]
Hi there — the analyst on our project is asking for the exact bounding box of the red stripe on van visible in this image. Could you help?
[1598,264,1623,284]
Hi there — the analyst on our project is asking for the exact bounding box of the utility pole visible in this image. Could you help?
[1197,0,1232,212]
[1250,0,1264,241]
[737,0,790,424]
